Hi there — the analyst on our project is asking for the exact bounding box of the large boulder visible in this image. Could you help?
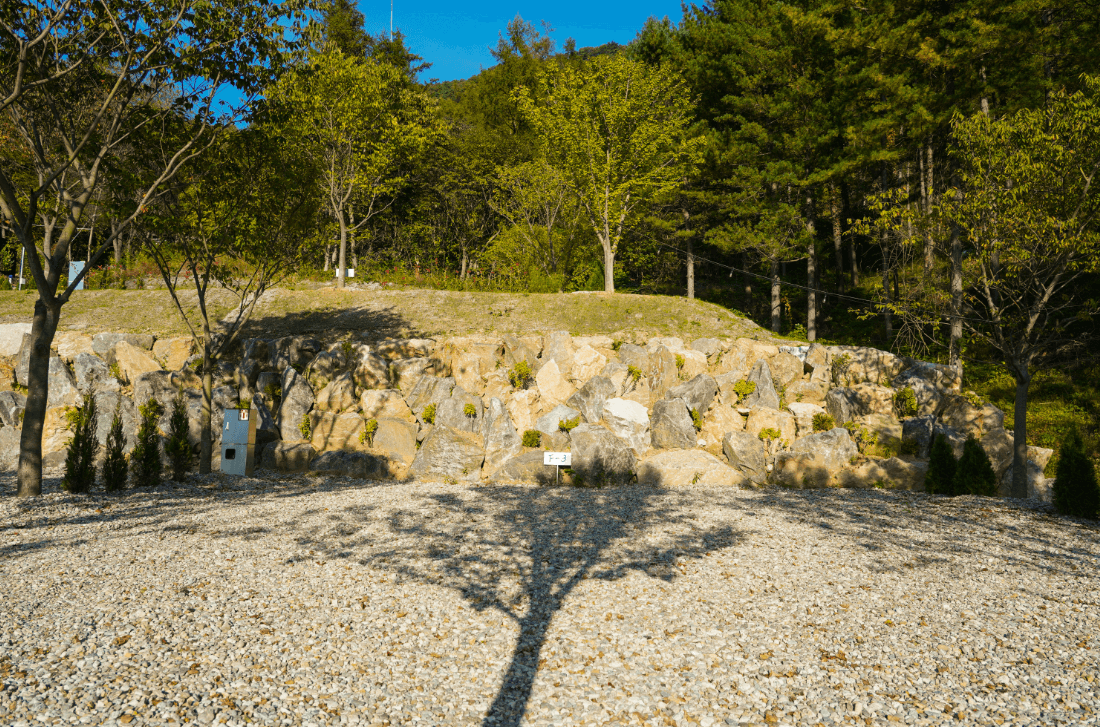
[835,457,929,490]
[647,346,679,401]
[571,345,607,383]
[902,415,936,458]
[722,431,767,483]
[769,352,805,389]
[933,422,968,458]
[566,376,616,424]
[980,428,1015,479]
[72,353,119,395]
[647,336,685,353]
[152,337,194,371]
[616,344,650,374]
[824,383,894,425]
[370,418,419,466]
[0,390,27,428]
[938,395,1004,438]
[308,450,390,479]
[390,358,430,393]
[502,334,541,372]
[91,391,138,453]
[690,338,722,358]
[699,404,744,457]
[482,370,512,401]
[261,442,317,473]
[409,426,484,482]
[602,397,650,456]
[600,362,630,395]
[483,397,522,476]
[896,359,962,393]
[352,353,391,391]
[270,335,322,371]
[314,372,358,412]
[305,350,344,392]
[743,360,780,410]
[535,359,576,408]
[360,389,415,422]
[826,345,904,386]
[52,332,94,361]
[1000,460,1053,501]
[637,450,744,488]
[535,404,582,436]
[744,406,796,445]
[46,357,82,408]
[40,406,73,470]
[109,342,162,385]
[788,427,858,472]
[506,388,541,434]
[891,368,945,417]
[712,340,754,379]
[620,374,653,408]
[92,332,154,358]
[252,398,279,445]
[434,385,485,435]
[853,413,904,454]
[373,338,435,361]
[677,350,709,380]
[541,331,575,375]
[0,323,32,357]
[278,367,315,442]
[0,427,20,470]
[650,398,696,450]
[787,402,827,439]
[450,349,484,395]
[495,451,556,485]
[405,375,455,421]
[310,411,365,452]
[667,373,718,417]
[569,424,637,485]
[771,453,832,489]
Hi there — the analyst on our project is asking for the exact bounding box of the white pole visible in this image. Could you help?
[390,0,393,39]
[18,244,25,291]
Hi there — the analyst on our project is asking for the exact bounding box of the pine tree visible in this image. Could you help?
[130,398,164,488]
[953,435,998,496]
[61,392,98,493]
[925,433,958,496]
[1052,429,1099,519]
[164,388,191,481]
[101,400,128,492]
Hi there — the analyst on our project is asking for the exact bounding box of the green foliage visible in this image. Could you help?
[238,397,252,411]
[101,401,128,492]
[812,413,835,432]
[422,403,436,425]
[463,402,477,418]
[264,383,282,410]
[130,399,164,489]
[894,387,918,418]
[733,379,755,401]
[558,416,581,433]
[164,389,191,482]
[108,362,123,381]
[522,430,542,448]
[831,355,853,387]
[953,436,997,496]
[611,340,623,351]
[61,393,98,494]
[627,365,643,383]
[508,360,533,389]
[758,427,781,443]
[360,418,379,447]
[690,408,703,432]
[899,439,920,457]
[1052,429,1099,518]
[925,434,958,496]
[299,413,312,440]
[674,354,685,371]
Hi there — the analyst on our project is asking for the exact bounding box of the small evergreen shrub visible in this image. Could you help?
[422,403,436,424]
[894,387,918,418]
[101,400,128,492]
[263,383,282,409]
[558,416,581,433]
[831,353,853,386]
[61,392,98,494]
[360,418,379,447]
[1052,428,1099,518]
[812,413,835,432]
[674,354,685,371]
[299,412,312,440]
[758,427,781,443]
[733,380,756,401]
[463,402,477,418]
[691,408,703,432]
[953,435,997,496]
[164,388,191,482]
[627,365,643,383]
[611,340,623,351]
[522,430,542,448]
[130,398,164,488]
[508,360,533,389]
[925,433,958,496]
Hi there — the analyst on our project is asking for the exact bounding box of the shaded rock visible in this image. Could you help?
[743,360,780,410]
[938,395,1004,438]
[835,457,928,490]
[744,406,796,445]
[434,385,485,435]
[92,332,154,357]
[897,358,962,393]
[404,375,455,421]
[788,428,859,472]
[647,346,678,401]
[409,426,484,482]
[252,398,279,445]
[305,350,344,392]
[16,333,31,387]
[310,411,365,452]
[110,342,161,384]
[315,372,358,412]
[483,397,522,475]
[152,337,194,371]
[0,390,27,428]
[980,427,1015,479]
[690,338,722,357]
[308,450,380,478]
[255,372,282,408]
[933,422,967,458]
[72,353,118,395]
[1000,460,1051,501]
[278,367,315,442]
[569,424,636,485]
[369,418,418,465]
[261,442,317,473]
[373,338,435,361]
[650,398,696,450]
[571,344,607,383]
[825,345,904,386]
[41,406,74,468]
[602,397,650,456]
[495,451,556,485]
[637,450,744,488]
[535,404,582,436]
[769,352,805,389]
[241,338,270,365]
[566,375,616,423]
[667,373,718,417]
[91,391,137,454]
[891,368,945,417]
[236,359,263,393]
[360,389,415,422]
[542,430,571,452]
[824,383,893,425]
[599,362,629,395]
[535,359,576,408]
[47,357,82,409]
[902,415,936,458]
[270,335,322,371]
[854,413,904,453]
[722,431,767,483]
[390,358,430,392]
[0,323,32,357]
[353,352,392,391]
[771,453,831,489]
[787,402,827,439]
[616,343,650,373]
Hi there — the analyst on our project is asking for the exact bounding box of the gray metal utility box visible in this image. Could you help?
[220,406,257,476]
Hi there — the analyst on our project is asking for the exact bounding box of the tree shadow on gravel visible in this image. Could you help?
[346,483,742,727]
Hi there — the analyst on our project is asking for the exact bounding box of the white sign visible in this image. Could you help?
[336,268,355,278]
[543,451,571,466]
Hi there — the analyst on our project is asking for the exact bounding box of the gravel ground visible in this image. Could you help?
[2,472,1098,727]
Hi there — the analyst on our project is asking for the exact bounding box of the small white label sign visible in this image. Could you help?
[544,451,571,466]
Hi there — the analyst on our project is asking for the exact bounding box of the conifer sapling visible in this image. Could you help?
[1052,428,1099,519]
[101,400,128,492]
[61,392,98,493]
[164,388,191,481]
[130,398,164,488]
[925,433,958,496]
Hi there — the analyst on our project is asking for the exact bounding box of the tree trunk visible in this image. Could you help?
[460,248,468,280]
[770,259,781,333]
[349,205,357,269]
[807,242,817,341]
[830,183,843,291]
[601,241,615,294]
[743,253,752,312]
[686,238,694,300]
[323,244,332,272]
[112,219,122,266]
[200,346,214,475]
[337,215,348,290]
[17,299,61,496]
[882,248,892,340]
[949,223,963,376]
[1011,368,1030,499]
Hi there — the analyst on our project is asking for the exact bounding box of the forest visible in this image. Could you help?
[2,0,1099,494]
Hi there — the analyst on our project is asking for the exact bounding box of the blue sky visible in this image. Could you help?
[352,0,687,82]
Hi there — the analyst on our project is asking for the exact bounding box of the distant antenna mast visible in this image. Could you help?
[389,0,393,39]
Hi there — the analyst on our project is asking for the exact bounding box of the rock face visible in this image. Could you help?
[370,418,418,466]
[788,428,859,473]
[902,415,935,458]
[787,402,827,439]
[406,376,455,421]
[482,398,522,475]
[571,345,607,383]
[891,368,944,417]
[496,451,556,485]
[637,450,744,488]
[938,395,1004,438]
[0,391,27,428]
[569,424,636,485]
[602,398,650,456]
[278,368,315,442]
[824,384,893,425]
[743,360,780,410]
[650,399,696,450]
[535,404,582,437]
[305,351,343,392]
[271,336,322,371]
[566,376,616,424]
[0,323,32,357]
[769,352,804,389]
[836,457,928,490]
[647,346,678,401]
[744,406,796,445]
[506,389,541,434]
[391,358,429,392]
[110,341,162,384]
[616,344,650,373]
[353,353,391,391]
[92,391,137,453]
[310,411,365,452]
[409,426,484,482]
[314,372,357,412]
[535,359,576,408]
[360,389,415,422]
[542,331,575,375]
[73,353,119,395]
[667,374,718,417]
[722,431,767,483]
[152,337,194,371]
[308,450,374,478]
[374,338,435,361]
[92,333,154,358]
[434,386,485,435]
[699,404,743,456]
[46,357,82,408]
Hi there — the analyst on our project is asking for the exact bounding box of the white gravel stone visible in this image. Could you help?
[1,472,1097,727]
